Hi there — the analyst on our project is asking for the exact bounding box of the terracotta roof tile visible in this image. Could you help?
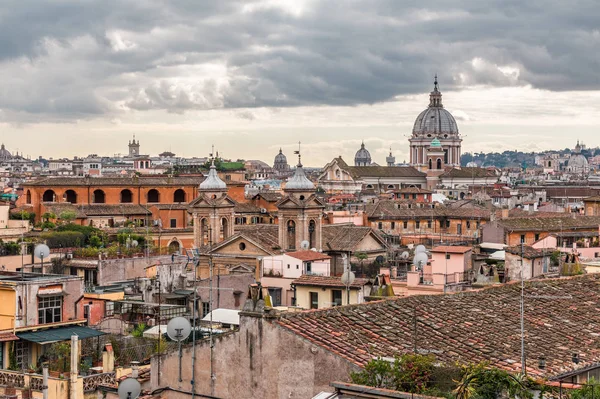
[286,251,331,261]
[275,274,600,379]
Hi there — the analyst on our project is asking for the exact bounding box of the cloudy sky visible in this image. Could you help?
[1,0,599,166]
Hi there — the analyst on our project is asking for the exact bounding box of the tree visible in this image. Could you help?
[58,211,77,224]
[454,362,532,399]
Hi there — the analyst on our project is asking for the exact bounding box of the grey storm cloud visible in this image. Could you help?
[0,0,599,120]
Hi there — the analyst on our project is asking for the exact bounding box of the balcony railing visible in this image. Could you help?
[82,372,116,392]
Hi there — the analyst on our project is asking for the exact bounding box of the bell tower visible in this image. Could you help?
[128,135,140,157]
[188,158,235,247]
[276,144,325,251]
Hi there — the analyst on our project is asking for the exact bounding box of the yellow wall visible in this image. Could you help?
[295,286,360,309]
[0,286,16,331]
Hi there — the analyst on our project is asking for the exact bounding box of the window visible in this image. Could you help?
[173,189,186,203]
[415,221,420,229]
[268,288,282,307]
[332,290,343,307]
[84,270,97,286]
[446,220,451,228]
[38,296,62,324]
[92,189,105,204]
[535,233,540,241]
[296,264,299,269]
[287,264,290,269]
[520,235,526,244]
[202,302,211,317]
[378,222,383,230]
[83,304,90,319]
[15,341,29,370]
[306,262,312,274]
[225,175,231,181]
[239,242,246,251]
[120,189,133,203]
[412,194,417,199]
[391,222,395,230]
[403,221,408,229]
[466,221,471,229]
[310,292,318,309]
[105,301,114,317]
[446,254,451,260]
[147,189,160,203]
[427,220,432,228]
[457,223,462,235]
[170,219,177,228]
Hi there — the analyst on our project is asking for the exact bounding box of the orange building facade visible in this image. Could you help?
[19,176,203,222]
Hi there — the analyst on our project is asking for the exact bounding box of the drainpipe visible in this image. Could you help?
[70,335,79,399]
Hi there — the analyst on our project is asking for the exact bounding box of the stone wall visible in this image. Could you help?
[97,255,174,285]
[150,310,359,397]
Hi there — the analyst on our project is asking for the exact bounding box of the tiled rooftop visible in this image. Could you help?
[287,250,332,261]
[276,274,600,379]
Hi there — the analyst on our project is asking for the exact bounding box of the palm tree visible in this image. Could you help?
[454,363,532,399]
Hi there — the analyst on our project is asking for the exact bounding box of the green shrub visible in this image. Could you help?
[40,231,85,248]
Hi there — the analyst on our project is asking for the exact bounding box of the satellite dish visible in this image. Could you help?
[412,252,428,269]
[400,251,409,259]
[34,244,50,260]
[341,271,355,287]
[118,378,141,399]
[131,240,139,248]
[415,245,427,254]
[167,317,192,342]
[300,240,310,250]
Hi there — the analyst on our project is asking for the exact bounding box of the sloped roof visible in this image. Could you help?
[441,167,498,178]
[44,203,150,217]
[252,192,283,202]
[286,250,331,261]
[276,274,600,379]
[347,165,426,179]
[366,200,491,220]
[25,176,202,187]
[199,224,281,255]
[496,216,600,231]
[322,225,387,252]
[505,245,546,259]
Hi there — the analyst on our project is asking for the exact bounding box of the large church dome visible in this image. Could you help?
[0,144,12,160]
[273,148,289,171]
[354,142,372,166]
[412,77,459,138]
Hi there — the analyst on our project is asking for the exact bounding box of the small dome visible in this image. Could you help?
[200,160,227,191]
[430,138,442,147]
[0,144,12,160]
[285,164,314,191]
[568,154,589,170]
[274,148,289,170]
[354,142,372,166]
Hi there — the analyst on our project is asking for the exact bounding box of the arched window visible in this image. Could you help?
[221,218,229,241]
[387,185,395,189]
[428,159,433,169]
[121,189,133,203]
[26,190,31,204]
[200,218,209,246]
[168,240,180,254]
[64,190,77,204]
[147,189,160,203]
[174,189,186,203]
[42,190,56,202]
[309,220,316,249]
[287,220,296,250]
[437,159,442,170]
[92,189,105,204]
